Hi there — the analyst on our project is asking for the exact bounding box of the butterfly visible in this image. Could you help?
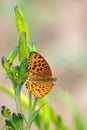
[26,51,56,98]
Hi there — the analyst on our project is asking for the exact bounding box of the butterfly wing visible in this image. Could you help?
[26,80,53,98]
[27,52,52,77]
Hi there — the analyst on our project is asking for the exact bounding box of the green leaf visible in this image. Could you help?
[39,100,51,130]
[34,114,41,129]
[0,86,15,98]
[74,114,86,130]
[14,6,30,43]
[31,103,45,123]
[0,86,29,108]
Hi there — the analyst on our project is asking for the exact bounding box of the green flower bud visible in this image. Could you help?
[18,32,29,62]
[26,42,38,54]
[2,105,6,109]
[5,119,14,130]
[6,47,19,62]
[1,56,10,71]
[18,113,24,125]
[19,58,27,77]
[31,42,38,52]
[13,65,20,77]
[14,6,30,43]
[27,43,33,53]
[12,112,21,127]
[6,126,14,130]
[12,112,19,123]
[1,106,11,118]
[5,119,12,127]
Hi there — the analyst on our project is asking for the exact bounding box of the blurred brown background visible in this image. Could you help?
[0,0,87,129]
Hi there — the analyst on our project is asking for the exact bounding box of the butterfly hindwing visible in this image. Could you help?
[26,80,53,98]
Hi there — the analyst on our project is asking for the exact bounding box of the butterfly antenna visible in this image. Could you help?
[58,76,71,96]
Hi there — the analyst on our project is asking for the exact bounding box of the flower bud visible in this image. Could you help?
[6,47,19,62]
[19,58,27,77]
[14,6,30,43]
[12,112,21,127]
[18,32,29,62]
[31,42,38,52]
[1,56,10,71]
[1,106,11,118]
[18,113,24,123]
[5,120,14,130]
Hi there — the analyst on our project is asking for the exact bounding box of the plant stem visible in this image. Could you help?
[32,97,38,112]
[29,92,32,111]
[28,92,32,122]
[28,92,38,130]
[28,92,32,130]
[14,84,22,113]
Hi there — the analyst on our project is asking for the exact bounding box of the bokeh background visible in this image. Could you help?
[0,0,87,130]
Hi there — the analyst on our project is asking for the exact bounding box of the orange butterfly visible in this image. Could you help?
[26,52,56,98]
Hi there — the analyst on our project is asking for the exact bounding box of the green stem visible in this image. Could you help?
[28,93,38,130]
[29,92,32,110]
[14,84,22,113]
[32,98,38,112]
[28,92,32,123]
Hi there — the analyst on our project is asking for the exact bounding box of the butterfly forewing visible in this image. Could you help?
[27,52,52,77]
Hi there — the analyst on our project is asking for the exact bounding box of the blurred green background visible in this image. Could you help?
[0,0,87,130]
